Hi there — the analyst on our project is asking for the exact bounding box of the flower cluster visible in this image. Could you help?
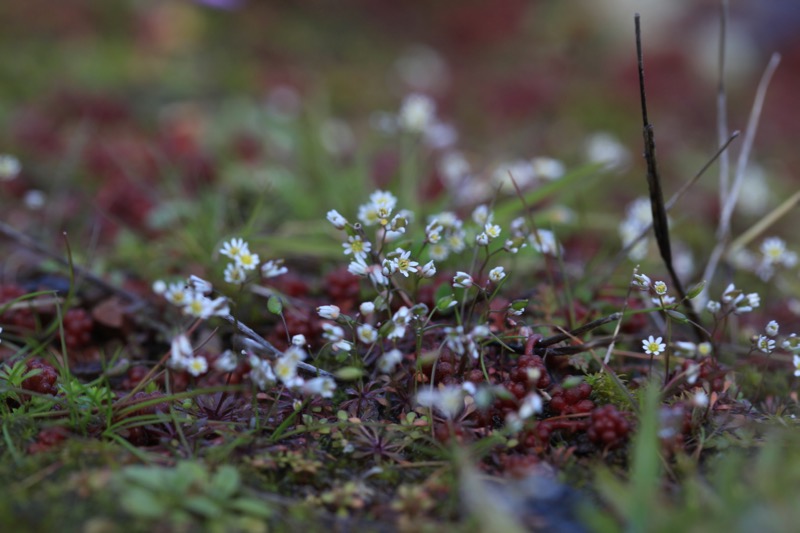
[154,276,230,319]
[706,283,760,316]
[168,334,209,377]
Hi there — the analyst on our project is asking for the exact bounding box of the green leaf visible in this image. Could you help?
[229,498,274,518]
[121,487,167,519]
[665,310,688,324]
[123,466,167,491]
[211,466,241,499]
[267,295,283,315]
[334,367,363,381]
[436,294,455,312]
[686,280,707,300]
[184,495,223,518]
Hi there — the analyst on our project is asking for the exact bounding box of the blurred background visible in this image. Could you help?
[1,0,799,278]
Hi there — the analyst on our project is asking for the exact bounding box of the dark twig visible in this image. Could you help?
[635,14,704,341]
[538,312,621,348]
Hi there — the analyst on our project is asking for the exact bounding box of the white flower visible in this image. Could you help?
[472,205,492,225]
[248,355,276,390]
[782,334,800,353]
[429,243,449,261]
[184,293,229,319]
[292,334,307,347]
[398,93,436,133]
[214,350,238,372]
[274,357,299,386]
[235,250,260,271]
[164,282,190,306]
[359,301,375,317]
[186,356,209,377]
[220,238,249,260]
[653,281,668,295]
[475,232,489,246]
[0,154,21,181]
[488,266,506,283]
[706,300,721,314]
[332,340,352,353]
[386,307,412,340]
[484,223,501,240]
[327,209,348,229]
[447,231,466,253]
[642,335,666,356]
[652,295,676,307]
[531,157,565,181]
[302,377,336,398]
[377,349,404,373]
[530,229,560,256]
[343,235,371,260]
[756,335,775,354]
[633,273,652,290]
[452,271,473,289]
[317,305,341,320]
[261,259,288,278]
[169,334,193,371]
[187,275,213,295]
[721,283,740,304]
[471,325,490,339]
[697,342,713,357]
[794,354,800,377]
[425,221,443,244]
[518,393,543,419]
[322,323,345,342]
[760,237,787,265]
[692,390,709,408]
[416,385,464,419]
[686,363,700,385]
[419,260,436,278]
[391,248,419,277]
[224,263,247,285]
[357,323,378,344]
[765,320,780,337]
[152,280,167,295]
[283,346,307,363]
[673,342,697,357]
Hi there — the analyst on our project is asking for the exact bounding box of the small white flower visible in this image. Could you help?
[653,281,668,295]
[642,335,666,356]
[429,243,449,261]
[760,237,787,265]
[652,295,676,307]
[377,349,403,373]
[531,156,565,181]
[453,271,473,289]
[164,282,190,305]
[390,248,419,277]
[518,393,543,419]
[475,232,489,246]
[332,340,353,353]
[261,259,288,278]
[529,229,560,256]
[0,154,21,181]
[692,390,709,408]
[706,300,721,314]
[686,363,700,385]
[721,283,740,304]
[633,273,652,290]
[187,275,213,295]
[697,342,713,356]
[793,354,800,377]
[322,323,345,342]
[765,320,780,337]
[220,238,249,260]
[673,342,697,357]
[357,323,378,344]
[484,223,501,240]
[425,221,443,244]
[302,377,336,398]
[214,350,238,372]
[235,250,260,271]
[359,301,375,317]
[419,260,436,278]
[274,357,299,386]
[327,209,348,229]
[756,335,775,354]
[488,266,506,283]
[224,263,247,285]
[343,235,372,260]
[782,334,800,353]
[292,334,307,347]
[317,305,341,320]
[248,355,276,390]
[283,346,307,363]
[186,356,209,377]
[472,204,492,225]
[169,334,193,371]
[416,385,464,419]
[398,93,436,133]
[152,280,167,295]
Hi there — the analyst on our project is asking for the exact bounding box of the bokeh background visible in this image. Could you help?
[1,0,799,278]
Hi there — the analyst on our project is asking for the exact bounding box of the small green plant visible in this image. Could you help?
[114,461,272,532]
